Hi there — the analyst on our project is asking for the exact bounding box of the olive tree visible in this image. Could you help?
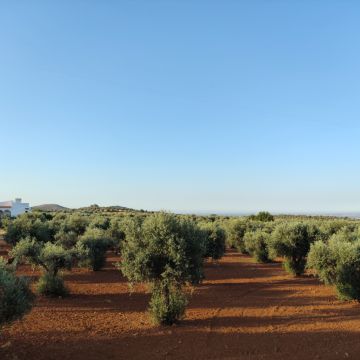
[106,217,126,253]
[268,222,315,276]
[244,229,272,263]
[10,238,82,296]
[0,257,33,327]
[224,219,248,252]
[78,228,111,271]
[5,214,53,245]
[307,235,360,301]
[62,214,89,236]
[119,213,205,325]
[200,222,226,260]
[249,211,274,222]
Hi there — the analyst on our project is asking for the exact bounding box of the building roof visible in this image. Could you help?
[0,201,12,208]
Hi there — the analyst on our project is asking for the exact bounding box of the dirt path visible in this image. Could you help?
[1,250,360,359]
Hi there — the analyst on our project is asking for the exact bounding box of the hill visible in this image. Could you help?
[77,204,144,213]
[32,204,70,212]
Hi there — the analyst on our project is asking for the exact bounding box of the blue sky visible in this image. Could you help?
[1,1,360,213]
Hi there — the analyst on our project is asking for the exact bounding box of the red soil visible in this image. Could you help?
[1,249,360,360]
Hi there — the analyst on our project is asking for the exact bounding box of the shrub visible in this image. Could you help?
[63,214,89,236]
[149,281,187,325]
[225,219,248,252]
[89,216,111,231]
[5,214,53,245]
[37,273,68,297]
[10,238,78,297]
[307,237,360,301]
[244,230,272,263]
[54,230,79,249]
[268,222,315,276]
[0,213,10,230]
[78,228,111,271]
[106,217,126,252]
[120,212,205,325]
[249,211,274,222]
[0,257,33,327]
[200,223,226,260]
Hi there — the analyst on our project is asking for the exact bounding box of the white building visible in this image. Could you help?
[0,198,30,217]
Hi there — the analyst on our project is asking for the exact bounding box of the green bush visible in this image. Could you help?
[200,223,226,260]
[307,236,360,301]
[120,212,205,325]
[268,222,315,276]
[5,214,53,245]
[106,217,126,253]
[244,230,272,263]
[10,238,78,296]
[149,282,187,325]
[0,258,34,326]
[0,213,10,230]
[78,228,111,271]
[89,216,111,231]
[63,214,89,236]
[37,273,68,297]
[54,230,79,249]
[249,211,274,222]
[225,219,248,252]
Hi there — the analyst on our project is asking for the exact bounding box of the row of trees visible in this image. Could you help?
[1,211,226,327]
[223,214,360,301]
[3,209,360,329]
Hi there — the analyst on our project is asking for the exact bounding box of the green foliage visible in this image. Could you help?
[200,223,226,260]
[121,212,205,286]
[149,282,187,325]
[54,230,79,249]
[225,219,248,252]
[37,273,68,297]
[89,216,111,231]
[120,212,205,324]
[78,228,111,271]
[244,230,272,263]
[0,213,10,229]
[0,258,34,327]
[62,214,89,236]
[308,235,360,301]
[5,214,53,245]
[249,211,274,222]
[268,222,316,276]
[106,217,126,252]
[10,238,77,296]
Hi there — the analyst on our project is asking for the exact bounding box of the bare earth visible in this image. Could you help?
[1,248,360,360]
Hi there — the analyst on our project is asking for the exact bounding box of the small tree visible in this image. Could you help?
[0,257,34,327]
[5,214,53,245]
[268,222,315,276]
[89,216,111,231]
[10,238,79,296]
[244,229,272,263]
[78,228,111,271]
[63,214,89,236]
[249,211,274,222]
[200,223,226,260]
[54,229,79,249]
[0,213,10,230]
[106,217,126,253]
[120,213,205,325]
[225,219,248,253]
[307,237,360,301]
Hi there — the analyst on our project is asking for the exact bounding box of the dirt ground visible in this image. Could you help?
[1,247,360,360]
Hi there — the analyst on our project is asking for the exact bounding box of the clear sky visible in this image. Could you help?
[1,1,360,213]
